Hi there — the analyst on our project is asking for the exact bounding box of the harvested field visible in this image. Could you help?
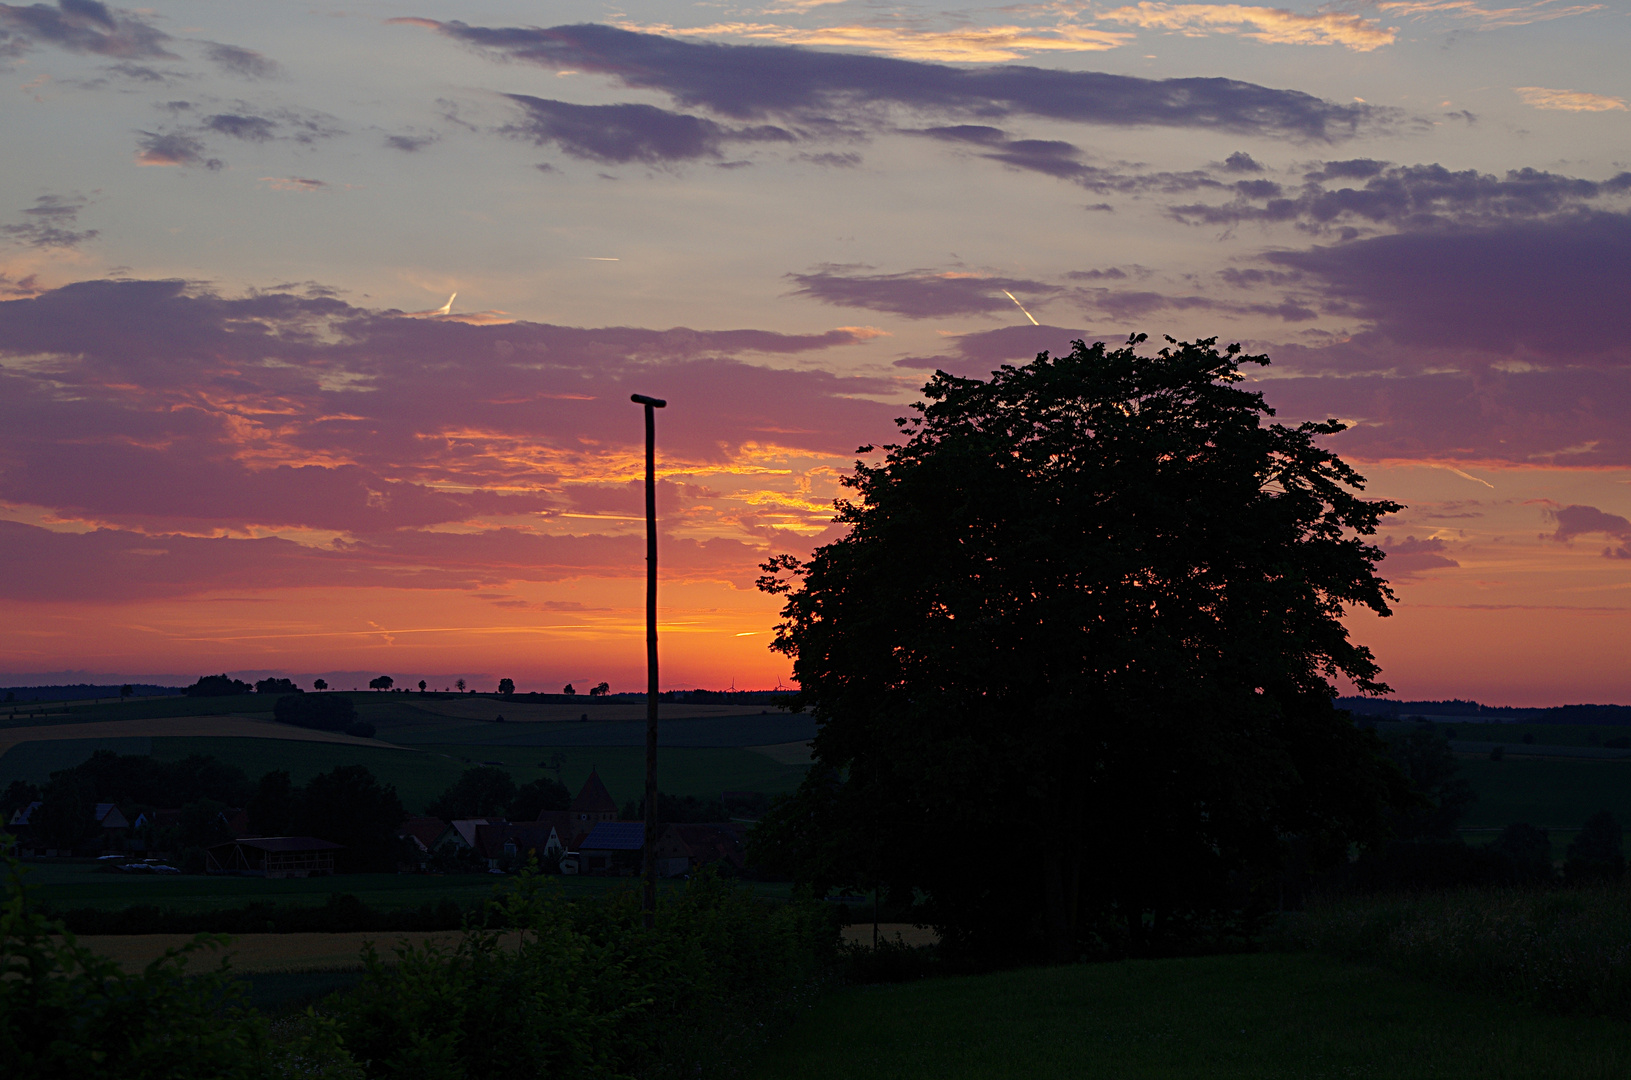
[73,931,477,973]
[841,923,938,948]
[0,716,396,760]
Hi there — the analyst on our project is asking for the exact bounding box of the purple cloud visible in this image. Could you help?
[0,278,899,539]
[504,95,794,164]
[1269,211,1631,361]
[202,41,279,78]
[408,22,1383,141]
[1171,161,1630,232]
[1,193,97,248]
[788,266,1060,319]
[1545,504,1631,559]
[1380,535,1459,579]
[0,0,171,59]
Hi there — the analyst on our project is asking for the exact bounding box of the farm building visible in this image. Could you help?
[578,821,646,874]
[205,836,342,878]
[474,821,569,870]
[654,823,748,878]
[8,801,130,856]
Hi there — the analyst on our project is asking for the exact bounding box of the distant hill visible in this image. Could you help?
[1338,697,1631,724]
[1,683,181,703]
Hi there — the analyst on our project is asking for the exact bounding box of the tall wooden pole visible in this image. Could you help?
[631,393,666,929]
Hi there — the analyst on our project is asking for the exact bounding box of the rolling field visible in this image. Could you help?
[754,952,1631,1080]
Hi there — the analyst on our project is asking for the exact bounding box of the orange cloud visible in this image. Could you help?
[627,21,1133,62]
[1514,86,1627,112]
[1098,4,1398,50]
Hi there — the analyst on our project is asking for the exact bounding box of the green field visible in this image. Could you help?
[1459,757,1631,830]
[20,861,794,913]
[755,952,1631,1080]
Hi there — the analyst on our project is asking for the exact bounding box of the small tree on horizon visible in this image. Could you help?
[498,678,515,696]
[588,682,610,697]
[313,678,328,691]
[368,675,394,692]
[418,680,427,693]
[563,683,576,696]
[456,678,466,692]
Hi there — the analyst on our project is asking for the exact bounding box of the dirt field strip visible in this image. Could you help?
[73,931,474,974]
[0,717,406,759]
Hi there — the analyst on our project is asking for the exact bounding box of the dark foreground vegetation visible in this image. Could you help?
[756,951,1631,1080]
[2,843,836,1079]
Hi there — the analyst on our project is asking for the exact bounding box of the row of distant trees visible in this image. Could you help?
[182,673,614,697]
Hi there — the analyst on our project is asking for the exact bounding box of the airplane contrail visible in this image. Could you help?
[580,256,620,261]
[434,292,456,316]
[1002,289,1039,326]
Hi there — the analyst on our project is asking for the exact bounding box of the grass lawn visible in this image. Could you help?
[756,952,1631,1080]
[1459,757,1631,830]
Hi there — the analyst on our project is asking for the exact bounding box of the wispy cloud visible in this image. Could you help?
[1514,86,1626,112]
[1,194,97,249]
[632,20,1132,63]
[1378,0,1604,30]
[1098,4,1398,51]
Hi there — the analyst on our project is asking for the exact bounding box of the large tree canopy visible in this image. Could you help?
[755,337,1410,959]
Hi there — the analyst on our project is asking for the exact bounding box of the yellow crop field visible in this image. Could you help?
[73,931,474,973]
[0,717,394,759]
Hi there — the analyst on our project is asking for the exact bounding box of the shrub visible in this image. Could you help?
[185,674,253,697]
[1,839,271,1078]
[275,693,358,731]
[1566,811,1624,885]
[335,870,836,1079]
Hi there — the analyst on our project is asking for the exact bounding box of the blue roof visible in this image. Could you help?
[580,822,647,851]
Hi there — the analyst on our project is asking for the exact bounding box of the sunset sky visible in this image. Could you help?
[2,0,1629,704]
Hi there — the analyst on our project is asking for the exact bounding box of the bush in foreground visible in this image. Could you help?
[336,871,836,1079]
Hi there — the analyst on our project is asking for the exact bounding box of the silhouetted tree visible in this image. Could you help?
[274,693,357,732]
[33,773,98,851]
[1490,822,1554,884]
[588,682,610,697]
[418,680,427,693]
[1379,728,1476,839]
[368,675,394,692]
[507,777,571,820]
[498,678,515,696]
[247,770,295,836]
[456,678,466,692]
[254,677,301,695]
[427,766,516,821]
[313,678,328,691]
[183,674,252,697]
[293,764,405,872]
[754,336,1408,960]
[562,683,575,696]
[1,780,40,821]
[119,684,133,700]
[1566,810,1624,884]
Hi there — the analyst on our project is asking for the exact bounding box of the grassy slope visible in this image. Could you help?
[756,953,1631,1080]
